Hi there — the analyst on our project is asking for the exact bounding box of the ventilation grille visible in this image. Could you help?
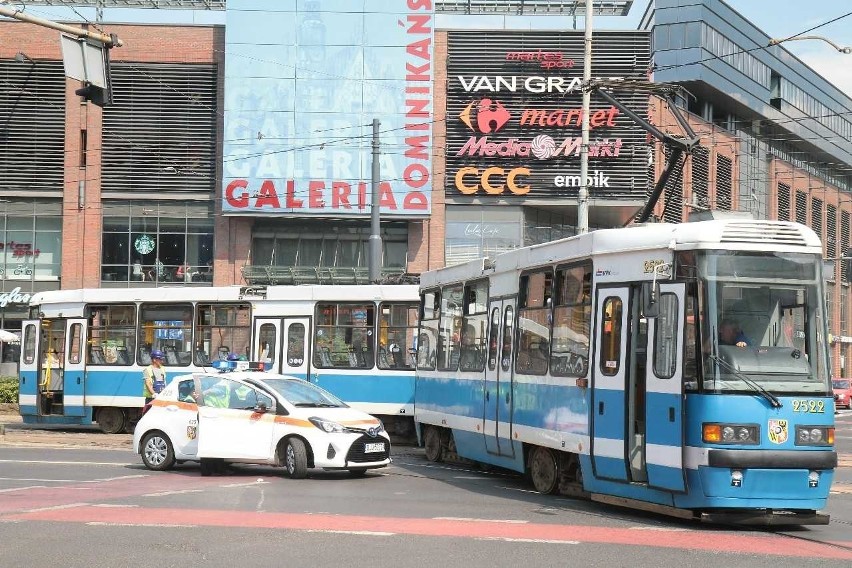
[842,211,850,283]
[691,145,709,209]
[777,183,790,221]
[811,198,823,241]
[662,148,684,223]
[826,204,837,260]
[715,154,732,210]
[795,192,807,225]
[720,221,810,247]
[0,59,65,193]
[101,62,217,196]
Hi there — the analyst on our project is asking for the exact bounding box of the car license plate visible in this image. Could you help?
[364,442,385,453]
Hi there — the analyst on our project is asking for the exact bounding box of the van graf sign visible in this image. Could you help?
[445,33,650,200]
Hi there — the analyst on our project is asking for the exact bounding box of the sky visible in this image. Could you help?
[11,0,852,98]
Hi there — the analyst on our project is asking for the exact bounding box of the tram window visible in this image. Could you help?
[417,290,439,371]
[683,287,699,391]
[487,307,500,371]
[23,323,36,365]
[378,302,418,370]
[196,304,251,364]
[653,293,679,379]
[258,323,277,367]
[517,271,552,375]
[600,297,623,376]
[314,303,376,369]
[87,304,137,366]
[139,304,193,367]
[501,305,514,372]
[438,285,463,371]
[68,323,82,365]
[552,263,592,380]
[459,281,488,372]
[286,323,305,367]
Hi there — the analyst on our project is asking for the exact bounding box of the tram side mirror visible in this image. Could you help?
[642,281,660,318]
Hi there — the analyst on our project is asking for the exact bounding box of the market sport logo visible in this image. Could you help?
[459,98,511,134]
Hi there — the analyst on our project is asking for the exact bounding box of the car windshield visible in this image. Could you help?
[834,379,851,389]
[259,377,347,408]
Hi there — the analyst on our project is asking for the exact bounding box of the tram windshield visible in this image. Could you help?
[690,250,830,395]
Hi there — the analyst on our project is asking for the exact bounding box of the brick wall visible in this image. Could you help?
[1,20,222,289]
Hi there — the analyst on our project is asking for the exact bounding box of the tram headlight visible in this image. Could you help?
[795,426,834,446]
[702,423,759,445]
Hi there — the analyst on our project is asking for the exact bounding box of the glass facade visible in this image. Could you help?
[251,220,408,269]
[445,206,578,267]
[101,201,214,285]
[0,200,62,283]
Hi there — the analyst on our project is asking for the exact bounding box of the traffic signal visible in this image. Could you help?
[75,81,111,107]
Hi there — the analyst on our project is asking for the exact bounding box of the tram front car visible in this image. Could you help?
[676,224,836,524]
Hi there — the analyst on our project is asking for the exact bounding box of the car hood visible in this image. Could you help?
[285,406,382,427]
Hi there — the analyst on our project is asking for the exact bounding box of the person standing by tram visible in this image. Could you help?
[142,349,167,404]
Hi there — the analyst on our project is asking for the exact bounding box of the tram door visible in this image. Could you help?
[591,286,630,481]
[483,298,516,457]
[18,320,40,415]
[62,319,87,417]
[643,283,686,492]
[252,317,312,381]
[35,319,66,416]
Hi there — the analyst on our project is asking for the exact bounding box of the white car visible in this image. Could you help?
[133,369,391,478]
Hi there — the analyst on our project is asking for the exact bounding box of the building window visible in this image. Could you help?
[446,206,522,267]
[715,155,732,210]
[252,220,407,269]
[777,183,791,220]
[0,200,62,283]
[101,201,213,284]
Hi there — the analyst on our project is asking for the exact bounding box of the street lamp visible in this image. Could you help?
[768,35,852,54]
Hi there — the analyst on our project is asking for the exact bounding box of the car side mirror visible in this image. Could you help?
[253,402,269,414]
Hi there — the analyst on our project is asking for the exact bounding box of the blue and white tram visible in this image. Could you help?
[19,284,419,434]
[414,217,836,524]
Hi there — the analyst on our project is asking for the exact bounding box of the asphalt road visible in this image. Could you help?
[1,411,851,567]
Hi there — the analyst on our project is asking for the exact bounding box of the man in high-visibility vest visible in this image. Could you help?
[142,349,166,404]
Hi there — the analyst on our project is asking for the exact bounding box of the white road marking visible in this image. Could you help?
[218,481,270,488]
[86,522,195,528]
[304,530,396,536]
[630,526,692,532]
[142,489,204,497]
[477,537,579,544]
[433,517,529,524]
[92,504,139,508]
[0,460,132,467]
[94,475,149,482]
[22,503,89,513]
[0,485,46,493]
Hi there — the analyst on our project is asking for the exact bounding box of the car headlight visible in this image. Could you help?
[702,423,759,445]
[795,425,834,446]
[309,417,347,433]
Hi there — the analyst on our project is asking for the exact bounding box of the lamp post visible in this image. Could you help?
[768,35,852,54]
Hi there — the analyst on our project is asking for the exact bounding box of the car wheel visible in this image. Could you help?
[348,468,368,478]
[97,407,127,434]
[423,426,444,463]
[141,432,175,471]
[284,438,308,479]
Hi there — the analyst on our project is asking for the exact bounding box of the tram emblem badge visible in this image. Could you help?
[767,419,788,444]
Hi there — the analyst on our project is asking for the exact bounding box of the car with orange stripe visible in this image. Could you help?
[133,366,391,478]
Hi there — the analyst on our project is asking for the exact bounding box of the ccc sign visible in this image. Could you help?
[454,167,531,195]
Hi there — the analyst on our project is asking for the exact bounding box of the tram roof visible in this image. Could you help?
[28,284,420,308]
[420,219,823,287]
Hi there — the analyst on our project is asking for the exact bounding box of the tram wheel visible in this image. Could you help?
[529,446,560,495]
[97,407,127,434]
[423,426,444,462]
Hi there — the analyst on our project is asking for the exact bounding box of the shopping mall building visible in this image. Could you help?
[1,0,852,373]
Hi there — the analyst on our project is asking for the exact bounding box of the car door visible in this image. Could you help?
[158,377,202,458]
[197,377,276,461]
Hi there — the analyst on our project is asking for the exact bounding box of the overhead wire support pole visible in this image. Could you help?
[0,2,123,47]
[369,118,383,284]
[577,0,593,234]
